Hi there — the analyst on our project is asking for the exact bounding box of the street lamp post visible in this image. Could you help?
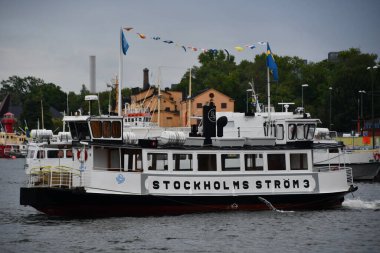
[358,90,366,136]
[246,89,252,113]
[367,66,378,149]
[301,84,308,109]
[329,87,332,129]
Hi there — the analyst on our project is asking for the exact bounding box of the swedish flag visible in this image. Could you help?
[121,30,129,55]
[266,43,279,81]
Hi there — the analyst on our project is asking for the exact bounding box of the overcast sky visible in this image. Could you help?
[0,0,379,93]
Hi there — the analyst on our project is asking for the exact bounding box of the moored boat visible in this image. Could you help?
[313,128,380,181]
[0,112,28,158]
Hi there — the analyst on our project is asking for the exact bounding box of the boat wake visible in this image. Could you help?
[258,197,295,213]
[343,198,380,210]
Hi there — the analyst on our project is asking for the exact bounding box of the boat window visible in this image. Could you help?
[198,154,217,171]
[244,154,264,171]
[69,121,91,141]
[102,121,112,138]
[147,153,168,171]
[173,154,193,171]
[66,149,73,158]
[276,124,284,140]
[46,150,62,158]
[111,121,122,138]
[288,124,296,140]
[263,122,269,136]
[90,121,102,138]
[267,154,286,170]
[136,154,142,170]
[109,149,120,170]
[27,150,35,158]
[290,153,308,170]
[123,149,143,171]
[305,124,315,140]
[221,154,240,171]
[296,124,305,140]
[271,123,276,137]
[37,150,45,159]
[329,148,339,153]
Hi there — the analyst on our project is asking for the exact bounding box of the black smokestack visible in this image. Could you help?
[143,68,150,90]
[202,102,216,145]
[217,116,228,137]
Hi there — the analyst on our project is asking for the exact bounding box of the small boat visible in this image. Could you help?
[313,128,380,181]
[0,112,28,158]
[20,102,357,217]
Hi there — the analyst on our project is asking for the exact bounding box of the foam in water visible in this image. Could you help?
[258,196,295,213]
[343,198,380,210]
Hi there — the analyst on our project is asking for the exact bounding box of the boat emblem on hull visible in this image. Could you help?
[116,174,126,184]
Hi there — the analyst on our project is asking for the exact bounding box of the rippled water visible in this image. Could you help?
[1,159,379,253]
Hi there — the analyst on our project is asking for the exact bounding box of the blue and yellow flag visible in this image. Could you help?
[266,43,278,81]
[121,30,129,55]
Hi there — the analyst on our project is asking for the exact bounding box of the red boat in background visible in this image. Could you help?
[0,112,28,158]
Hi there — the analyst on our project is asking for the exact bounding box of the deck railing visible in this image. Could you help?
[314,165,353,184]
[28,166,82,188]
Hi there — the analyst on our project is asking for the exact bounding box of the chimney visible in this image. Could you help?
[143,68,150,90]
[89,56,96,93]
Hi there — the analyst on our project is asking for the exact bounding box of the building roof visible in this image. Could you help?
[189,88,234,101]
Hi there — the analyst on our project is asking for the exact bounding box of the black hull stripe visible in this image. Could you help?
[20,187,348,217]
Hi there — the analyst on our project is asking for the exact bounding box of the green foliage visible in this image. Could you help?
[1,48,378,133]
[174,48,378,132]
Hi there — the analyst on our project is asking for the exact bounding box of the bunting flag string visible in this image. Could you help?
[123,26,269,55]
[137,33,146,39]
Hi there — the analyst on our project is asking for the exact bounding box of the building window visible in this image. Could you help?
[221,103,227,109]
[165,107,170,111]
[167,117,172,120]
[197,103,202,108]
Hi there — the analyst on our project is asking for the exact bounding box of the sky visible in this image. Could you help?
[0,0,379,93]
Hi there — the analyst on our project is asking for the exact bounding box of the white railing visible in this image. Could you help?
[27,166,83,188]
[345,167,354,184]
[313,165,353,184]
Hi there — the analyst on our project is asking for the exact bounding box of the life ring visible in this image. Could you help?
[77,149,88,162]
[373,152,379,161]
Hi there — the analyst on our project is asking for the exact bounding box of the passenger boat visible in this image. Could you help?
[20,102,357,217]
